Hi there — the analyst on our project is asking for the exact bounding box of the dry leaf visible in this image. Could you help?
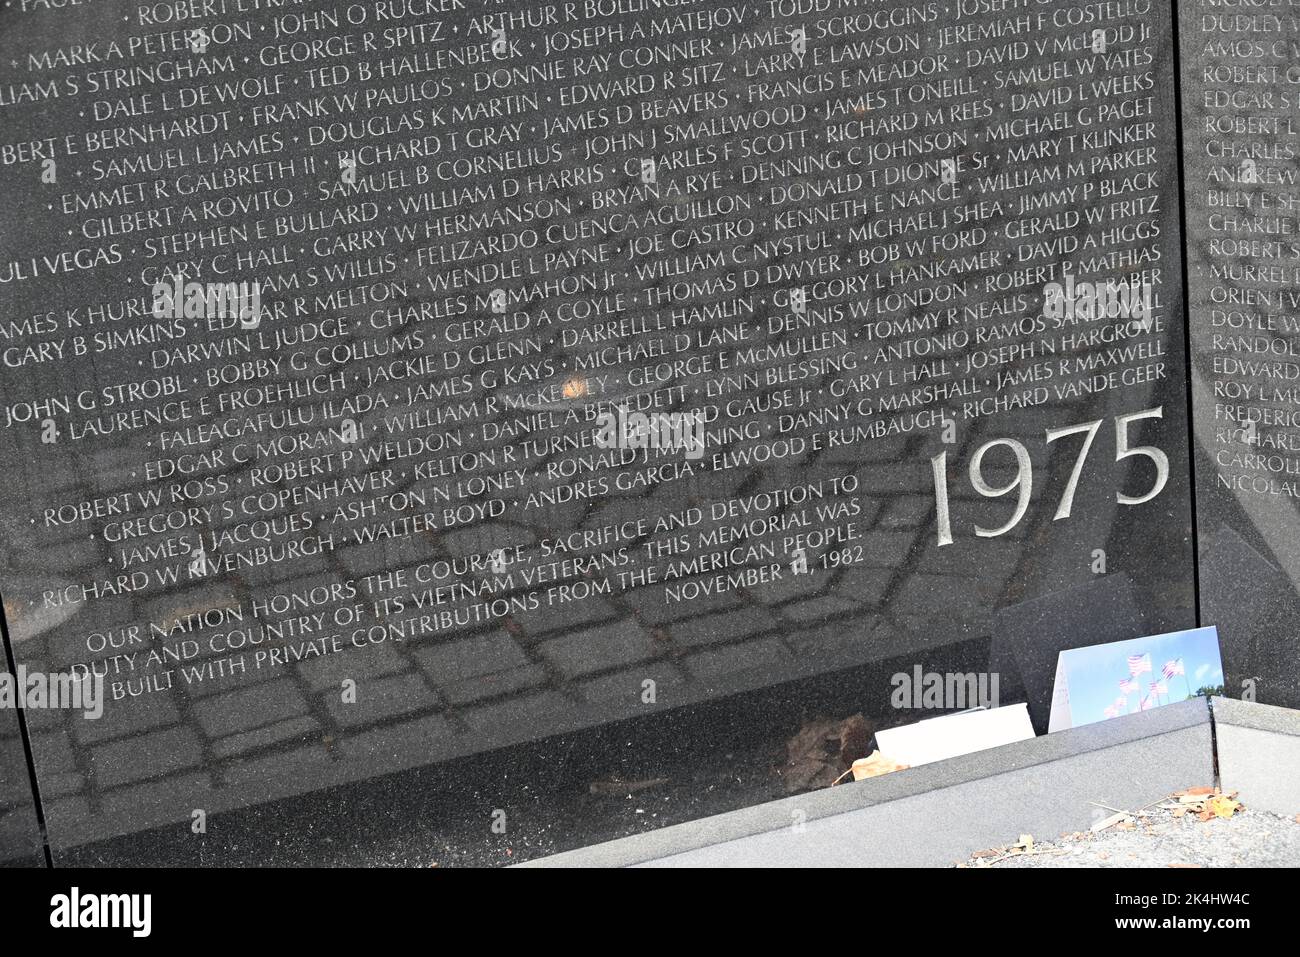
[838,714,874,767]
[783,714,875,792]
[850,750,909,780]
[1208,794,1241,819]
[783,717,846,791]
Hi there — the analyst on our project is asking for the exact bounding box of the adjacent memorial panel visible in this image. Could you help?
[0,0,1194,861]
[1181,3,1300,707]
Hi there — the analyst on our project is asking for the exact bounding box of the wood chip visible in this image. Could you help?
[1092,811,1134,832]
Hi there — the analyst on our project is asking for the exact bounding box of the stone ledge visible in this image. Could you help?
[1213,697,1300,816]
[525,699,1215,868]
[1212,696,1300,736]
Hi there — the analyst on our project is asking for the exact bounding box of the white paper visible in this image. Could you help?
[874,704,1035,767]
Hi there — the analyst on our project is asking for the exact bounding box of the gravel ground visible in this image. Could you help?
[959,803,1300,868]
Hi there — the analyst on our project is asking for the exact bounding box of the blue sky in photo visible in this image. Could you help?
[1059,627,1223,728]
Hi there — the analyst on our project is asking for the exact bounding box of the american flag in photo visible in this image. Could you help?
[1128,654,1152,677]
[1119,678,1139,694]
[1149,681,1168,695]
[1162,659,1185,679]
[1114,696,1128,711]
[1104,706,1118,718]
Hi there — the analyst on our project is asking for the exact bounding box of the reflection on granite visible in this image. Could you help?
[0,0,1196,864]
